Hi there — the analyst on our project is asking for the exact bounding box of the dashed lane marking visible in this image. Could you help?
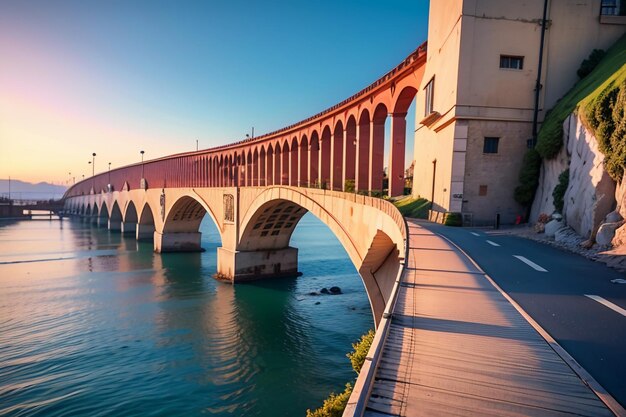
[585,295,626,317]
[486,240,500,247]
[470,232,480,237]
[513,255,548,272]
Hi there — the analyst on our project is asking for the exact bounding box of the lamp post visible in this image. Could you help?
[92,153,96,177]
[140,150,145,178]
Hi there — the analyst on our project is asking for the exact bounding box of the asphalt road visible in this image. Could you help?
[419,221,626,409]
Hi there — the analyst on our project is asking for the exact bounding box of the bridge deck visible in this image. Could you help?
[364,220,614,417]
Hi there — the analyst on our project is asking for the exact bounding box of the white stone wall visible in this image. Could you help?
[531,113,616,239]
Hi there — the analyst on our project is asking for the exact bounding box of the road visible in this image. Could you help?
[419,221,626,410]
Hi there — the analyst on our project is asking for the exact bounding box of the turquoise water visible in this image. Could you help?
[0,214,373,416]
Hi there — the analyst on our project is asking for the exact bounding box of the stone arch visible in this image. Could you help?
[281,141,289,185]
[309,130,319,187]
[238,187,403,323]
[371,102,388,193]
[123,200,139,235]
[274,142,282,186]
[299,134,308,187]
[253,147,259,186]
[357,109,371,192]
[246,149,253,186]
[85,203,92,216]
[320,125,331,188]
[98,201,109,227]
[388,86,418,196]
[259,145,266,186]
[289,137,298,186]
[345,115,357,190]
[332,119,344,190]
[137,202,156,241]
[109,200,123,231]
[266,143,274,186]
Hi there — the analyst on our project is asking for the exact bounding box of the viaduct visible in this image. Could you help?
[63,42,426,324]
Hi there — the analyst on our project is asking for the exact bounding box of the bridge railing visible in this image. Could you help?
[343,203,408,417]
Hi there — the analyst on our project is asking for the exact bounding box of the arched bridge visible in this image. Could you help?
[63,43,426,324]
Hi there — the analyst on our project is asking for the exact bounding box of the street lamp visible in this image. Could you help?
[140,150,145,177]
[92,153,96,177]
[108,162,111,191]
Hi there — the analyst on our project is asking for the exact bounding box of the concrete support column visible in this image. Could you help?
[216,246,299,282]
[136,223,155,241]
[369,121,385,193]
[388,113,407,197]
[121,221,137,235]
[154,231,202,252]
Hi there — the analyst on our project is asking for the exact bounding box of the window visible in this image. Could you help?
[479,185,488,196]
[601,0,619,15]
[424,77,434,116]
[483,137,500,154]
[500,55,524,70]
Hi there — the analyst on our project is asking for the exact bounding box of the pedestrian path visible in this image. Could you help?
[363,219,616,416]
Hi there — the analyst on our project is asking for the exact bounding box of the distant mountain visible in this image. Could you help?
[0,180,67,201]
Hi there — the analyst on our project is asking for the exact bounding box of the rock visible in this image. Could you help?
[605,210,623,224]
[561,115,616,239]
[320,288,330,294]
[329,286,342,294]
[545,219,564,237]
[534,222,545,233]
[308,291,319,296]
[596,221,623,246]
[611,223,626,247]
[552,213,563,221]
[315,301,321,305]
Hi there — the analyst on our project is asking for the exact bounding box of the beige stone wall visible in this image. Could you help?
[412,0,625,223]
[462,120,529,225]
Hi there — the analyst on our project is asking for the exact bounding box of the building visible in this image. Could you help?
[412,0,626,225]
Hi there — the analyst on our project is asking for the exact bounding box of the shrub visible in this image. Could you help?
[552,169,569,213]
[514,149,542,206]
[443,212,462,227]
[537,213,550,224]
[582,79,626,181]
[306,384,353,417]
[347,329,375,374]
[578,49,606,79]
[344,179,355,193]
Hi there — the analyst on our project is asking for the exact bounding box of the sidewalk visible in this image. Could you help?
[363,219,616,416]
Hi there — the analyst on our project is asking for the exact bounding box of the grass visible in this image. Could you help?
[393,196,430,219]
[536,33,626,159]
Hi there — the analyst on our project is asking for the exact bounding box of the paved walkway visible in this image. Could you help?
[364,220,615,417]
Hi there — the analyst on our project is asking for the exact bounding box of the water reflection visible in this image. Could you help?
[0,214,373,416]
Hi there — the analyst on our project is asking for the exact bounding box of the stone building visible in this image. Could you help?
[412,0,626,225]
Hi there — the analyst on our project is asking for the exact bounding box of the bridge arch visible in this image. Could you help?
[122,200,139,235]
[299,134,308,187]
[238,187,404,322]
[109,200,123,231]
[332,119,344,190]
[137,203,156,241]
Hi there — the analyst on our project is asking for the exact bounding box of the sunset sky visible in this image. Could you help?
[0,1,429,185]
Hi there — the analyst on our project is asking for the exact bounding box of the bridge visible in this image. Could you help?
[63,43,426,324]
[62,41,621,417]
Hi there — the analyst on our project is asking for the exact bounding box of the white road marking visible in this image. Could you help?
[486,240,500,247]
[610,278,626,284]
[585,295,626,317]
[513,255,548,272]
[470,232,480,237]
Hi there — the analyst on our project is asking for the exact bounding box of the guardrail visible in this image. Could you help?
[343,207,408,417]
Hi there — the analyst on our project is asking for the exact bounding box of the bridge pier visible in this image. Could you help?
[121,221,137,235]
[216,246,299,282]
[154,231,202,252]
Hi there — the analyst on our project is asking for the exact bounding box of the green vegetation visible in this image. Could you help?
[577,49,606,79]
[515,34,626,212]
[513,149,542,206]
[393,196,430,219]
[536,34,626,160]
[552,169,569,213]
[306,384,353,417]
[344,179,355,193]
[306,329,374,417]
[347,329,375,374]
[582,79,626,181]
[443,212,462,227]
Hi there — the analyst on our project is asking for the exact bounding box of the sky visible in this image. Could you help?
[0,0,429,185]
